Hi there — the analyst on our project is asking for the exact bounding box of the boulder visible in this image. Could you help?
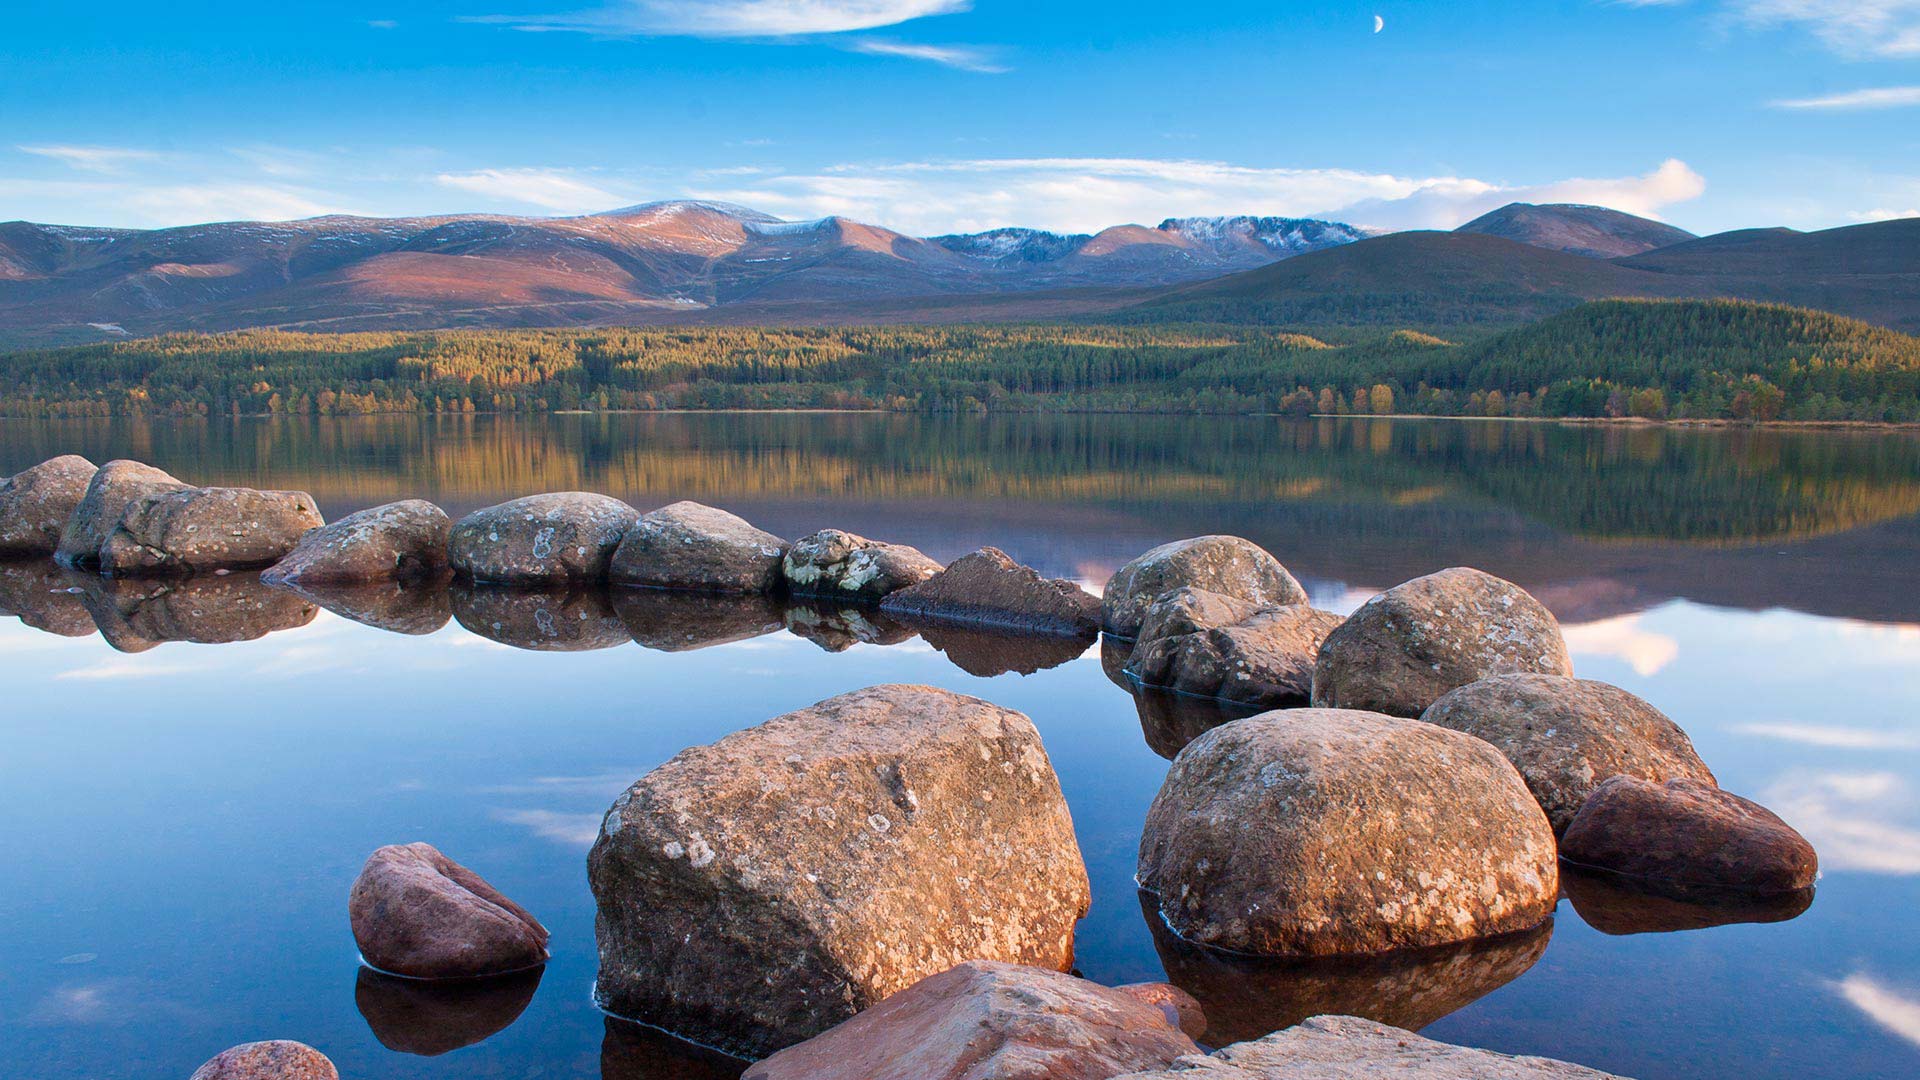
[75,573,317,652]
[54,460,189,569]
[261,499,450,586]
[1114,982,1209,1042]
[610,500,788,593]
[1421,674,1716,835]
[612,587,784,652]
[589,684,1091,1057]
[98,487,323,576]
[784,602,913,652]
[349,842,550,980]
[1127,605,1343,709]
[451,582,630,651]
[0,454,96,556]
[1560,776,1818,896]
[0,559,95,636]
[1102,537,1306,638]
[354,965,543,1057]
[1560,865,1813,936]
[278,578,452,636]
[1138,709,1558,957]
[189,1042,337,1080]
[1312,568,1573,718]
[1107,1015,1629,1079]
[448,492,636,585]
[741,961,1200,1080]
[879,547,1100,636]
[782,529,942,602]
[1133,587,1264,647]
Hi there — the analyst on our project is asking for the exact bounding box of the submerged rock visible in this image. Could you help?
[1138,709,1558,957]
[782,529,941,603]
[451,582,629,651]
[189,1042,337,1080]
[1422,674,1716,835]
[0,559,96,636]
[589,684,1091,1057]
[75,573,316,652]
[1108,1015,1629,1079]
[784,602,913,652]
[262,499,450,586]
[0,455,96,556]
[1560,776,1818,897]
[55,460,190,569]
[1127,605,1342,709]
[1102,537,1306,638]
[349,842,550,980]
[354,965,543,1056]
[278,578,452,636]
[99,486,323,576]
[448,492,636,585]
[1560,865,1813,936]
[742,961,1200,1080]
[610,501,788,594]
[1312,567,1573,718]
[613,587,784,652]
[878,547,1100,637]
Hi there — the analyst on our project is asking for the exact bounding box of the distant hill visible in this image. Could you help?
[1456,202,1696,258]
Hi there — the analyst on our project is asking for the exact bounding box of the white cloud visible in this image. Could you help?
[1734,722,1920,750]
[844,37,1004,72]
[17,144,163,173]
[1834,973,1920,1049]
[1618,1,1920,59]
[55,659,205,681]
[436,167,626,213]
[123,183,347,223]
[476,0,970,37]
[1851,207,1920,221]
[1773,86,1920,109]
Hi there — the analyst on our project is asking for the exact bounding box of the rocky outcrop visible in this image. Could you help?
[613,587,784,651]
[448,492,636,585]
[1421,674,1716,834]
[451,582,630,651]
[1312,568,1573,717]
[879,547,1100,636]
[75,573,317,652]
[189,1042,337,1080]
[1114,982,1209,1042]
[741,961,1200,1080]
[1560,776,1818,896]
[0,454,96,556]
[98,487,323,576]
[1127,605,1342,709]
[589,684,1091,1057]
[0,559,95,636]
[1107,1015,1630,1079]
[262,499,450,586]
[1102,537,1306,638]
[1139,709,1558,957]
[355,965,543,1056]
[54,460,189,569]
[610,501,788,593]
[349,842,550,980]
[782,529,942,603]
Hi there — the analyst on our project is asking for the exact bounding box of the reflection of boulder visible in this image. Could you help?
[451,582,628,651]
[896,616,1090,677]
[1144,891,1553,1045]
[1130,686,1262,761]
[612,588,784,652]
[601,1016,747,1080]
[1561,865,1814,936]
[1101,634,1136,691]
[783,603,913,653]
[76,572,317,652]
[276,578,452,635]
[354,965,542,1056]
[0,559,96,637]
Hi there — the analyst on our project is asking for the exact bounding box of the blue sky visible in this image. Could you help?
[3,1,1918,234]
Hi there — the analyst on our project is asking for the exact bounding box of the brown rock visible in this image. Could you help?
[784,601,913,652]
[611,501,788,593]
[354,965,543,1056]
[74,573,317,652]
[1421,674,1716,835]
[0,559,95,636]
[612,587,784,651]
[1560,776,1818,896]
[448,492,636,585]
[589,685,1092,1057]
[1107,1014,1629,1079]
[349,842,550,980]
[54,460,189,569]
[742,961,1199,1080]
[1128,606,1343,709]
[1114,982,1209,1042]
[277,578,452,636]
[1138,709,1558,957]
[782,529,942,602]
[1133,587,1264,647]
[99,487,323,576]
[189,1041,337,1080]
[1312,567,1573,718]
[879,547,1100,636]
[0,455,96,556]
[451,582,629,651]
[262,499,450,586]
[1103,537,1306,638]
[1560,865,1813,936]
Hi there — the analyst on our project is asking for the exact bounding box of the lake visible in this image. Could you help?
[3,412,1919,1080]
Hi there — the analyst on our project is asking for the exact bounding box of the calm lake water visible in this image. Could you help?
[4,413,1919,1080]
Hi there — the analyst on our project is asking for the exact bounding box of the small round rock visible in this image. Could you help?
[189,1041,336,1080]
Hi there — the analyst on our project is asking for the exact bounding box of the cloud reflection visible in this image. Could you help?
[1562,614,1680,677]
[1835,974,1920,1049]
[493,809,604,848]
[1735,723,1920,751]
[1765,770,1920,875]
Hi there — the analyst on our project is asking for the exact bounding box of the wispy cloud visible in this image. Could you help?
[1852,207,1920,221]
[436,167,626,212]
[125,184,348,223]
[844,38,1005,72]
[1734,722,1920,750]
[18,144,163,173]
[473,0,970,37]
[494,808,604,847]
[1834,973,1920,1048]
[1616,1,1920,59]
[1773,86,1920,110]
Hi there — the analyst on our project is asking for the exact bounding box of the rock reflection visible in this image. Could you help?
[1130,686,1266,761]
[353,965,542,1056]
[895,617,1091,677]
[601,1015,748,1080]
[783,603,913,653]
[74,572,317,652]
[0,559,95,637]
[276,577,452,635]
[1561,865,1815,935]
[451,582,630,652]
[612,588,785,653]
[1142,891,1552,1045]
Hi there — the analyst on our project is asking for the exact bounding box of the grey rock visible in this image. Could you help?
[1133,587,1264,647]
[610,500,788,593]
[0,455,96,556]
[262,499,450,586]
[1103,537,1306,638]
[99,487,323,576]
[54,460,189,569]
[782,529,942,602]
[879,547,1100,636]
[448,492,636,585]
[1128,605,1343,709]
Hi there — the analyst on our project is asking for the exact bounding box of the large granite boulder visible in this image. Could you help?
[782,529,942,603]
[354,965,543,1057]
[98,487,323,576]
[742,961,1200,1080]
[0,559,95,636]
[54,460,189,569]
[1312,568,1573,718]
[349,842,550,980]
[1103,537,1306,639]
[879,547,1100,637]
[1139,709,1558,957]
[1128,605,1343,709]
[76,573,317,652]
[1421,674,1716,835]
[448,492,636,585]
[1560,776,1818,897]
[0,454,96,556]
[1107,1015,1629,1079]
[610,500,788,593]
[262,499,450,586]
[589,684,1092,1057]
[189,1042,337,1080]
[451,582,629,651]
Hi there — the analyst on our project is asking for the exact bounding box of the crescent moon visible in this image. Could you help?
[1374,15,1385,33]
